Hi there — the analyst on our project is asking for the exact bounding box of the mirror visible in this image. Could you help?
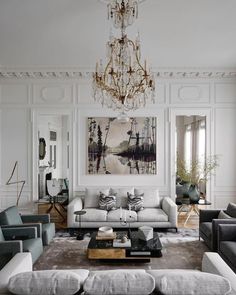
[38,114,70,200]
[176,115,206,198]
[39,138,46,160]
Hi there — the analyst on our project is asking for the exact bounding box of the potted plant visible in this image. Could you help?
[176,154,219,202]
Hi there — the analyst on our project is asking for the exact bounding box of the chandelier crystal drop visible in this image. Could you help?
[93,0,155,112]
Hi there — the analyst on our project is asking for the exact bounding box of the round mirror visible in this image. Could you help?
[39,138,46,160]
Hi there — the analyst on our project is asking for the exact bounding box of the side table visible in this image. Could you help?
[74,210,86,240]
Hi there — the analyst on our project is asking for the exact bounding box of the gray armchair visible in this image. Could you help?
[199,202,236,251]
[218,224,236,273]
[0,206,55,245]
[0,226,43,265]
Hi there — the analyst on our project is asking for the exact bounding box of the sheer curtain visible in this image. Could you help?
[184,117,206,192]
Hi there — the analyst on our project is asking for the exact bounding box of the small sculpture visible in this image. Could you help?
[138,226,153,241]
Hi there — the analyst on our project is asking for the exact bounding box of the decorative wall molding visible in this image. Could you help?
[1,67,236,80]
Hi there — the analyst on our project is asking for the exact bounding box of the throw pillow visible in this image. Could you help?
[83,269,155,295]
[226,202,236,218]
[147,269,231,295]
[84,188,110,208]
[218,210,232,219]
[127,192,144,211]
[98,192,116,211]
[8,270,84,295]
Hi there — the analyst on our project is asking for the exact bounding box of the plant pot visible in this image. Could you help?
[188,184,200,203]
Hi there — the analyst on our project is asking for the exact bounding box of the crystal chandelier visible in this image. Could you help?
[93,0,155,112]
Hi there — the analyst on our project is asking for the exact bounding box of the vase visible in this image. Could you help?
[188,184,200,203]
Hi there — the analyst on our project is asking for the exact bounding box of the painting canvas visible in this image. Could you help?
[87,117,157,175]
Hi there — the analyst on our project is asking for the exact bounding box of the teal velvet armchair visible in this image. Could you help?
[0,226,43,265]
[0,206,55,246]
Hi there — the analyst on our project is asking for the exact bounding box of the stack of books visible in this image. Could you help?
[96,227,116,240]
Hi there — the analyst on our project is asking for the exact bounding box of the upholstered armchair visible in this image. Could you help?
[0,226,43,265]
[218,224,236,273]
[0,206,55,245]
[199,202,236,251]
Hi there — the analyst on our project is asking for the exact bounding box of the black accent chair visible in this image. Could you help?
[199,202,236,251]
[218,224,236,273]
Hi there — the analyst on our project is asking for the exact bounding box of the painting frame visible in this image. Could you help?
[87,117,157,175]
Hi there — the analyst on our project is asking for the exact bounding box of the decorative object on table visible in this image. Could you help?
[176,154,219,202]
[6,161,26,206]
[74,210,87,240]
[119,206,135,238]
[138,226,154,241]
[96,226,116,240]
[93,0,155,114]
[113,237,131,248]
[88,117,156,175]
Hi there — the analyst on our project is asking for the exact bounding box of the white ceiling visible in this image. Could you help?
[0,0,236,69]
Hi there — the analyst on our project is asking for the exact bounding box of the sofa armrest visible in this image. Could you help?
[21,214,50,223]
[199,209,220,223]
[1,223,42,238]
[212,218,236,251]
[202,252,236,294]
[2,226,37,240]
[0,241,23,256]
[0,253,32,294]
[162,197,177,228]
[218,224,236,242]
[67,197,83,228]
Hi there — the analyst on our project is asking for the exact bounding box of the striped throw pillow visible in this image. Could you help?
[127,192,144,211]
[98,192,116,211]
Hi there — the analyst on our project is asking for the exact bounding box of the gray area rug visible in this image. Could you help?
[34,229,208,271]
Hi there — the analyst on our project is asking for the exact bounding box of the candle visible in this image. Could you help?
[124,211,127,222]
[129,204,131,218]
[120,207,122,220]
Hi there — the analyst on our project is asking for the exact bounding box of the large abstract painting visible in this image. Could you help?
[87,117,157,175]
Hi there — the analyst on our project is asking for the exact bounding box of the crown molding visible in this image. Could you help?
[0,66,236,80]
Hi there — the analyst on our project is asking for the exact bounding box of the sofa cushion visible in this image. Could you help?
[220,241,236,267]
[218,210,232,219]
[107,208,137,222]
[127,192,144,211]
[8,270,84,295]
[98,193,116,211]
[83,269,155,295]
[200,222,212,238]
[84,188,110,208]
[82,209,107,222]
[147,269,231,295]
[226,203,236,218]
[110,187,134,207]
[134,188,160,208]
[137,208,168,222]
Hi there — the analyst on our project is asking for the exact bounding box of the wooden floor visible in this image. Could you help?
[178,211,199,229]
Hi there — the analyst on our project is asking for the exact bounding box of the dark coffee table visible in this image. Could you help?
[87,231,162,262]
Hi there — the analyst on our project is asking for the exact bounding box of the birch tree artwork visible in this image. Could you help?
[88,117,157,175]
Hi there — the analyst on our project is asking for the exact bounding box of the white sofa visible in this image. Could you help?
[0,253,32,294]
[1,252,236,295]
[67,187,177,230]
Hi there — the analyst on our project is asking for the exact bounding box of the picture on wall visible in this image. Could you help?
[87,117,157,175]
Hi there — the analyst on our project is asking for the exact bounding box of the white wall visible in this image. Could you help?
[0,69,236,211]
